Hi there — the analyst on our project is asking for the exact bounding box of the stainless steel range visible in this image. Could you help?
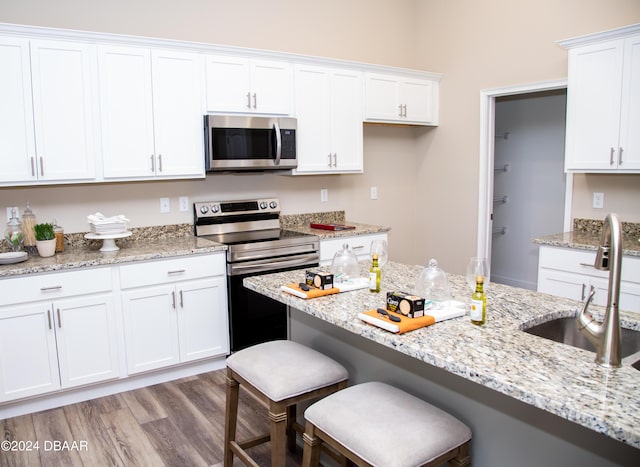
[194,198,319,351]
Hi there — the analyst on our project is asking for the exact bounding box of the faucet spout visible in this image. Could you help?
[577,213,623,368]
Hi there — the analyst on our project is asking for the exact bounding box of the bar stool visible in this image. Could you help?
[224,340,349,467]
[302,381,472,467]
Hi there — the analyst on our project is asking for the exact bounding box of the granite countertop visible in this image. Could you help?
[0,235,226,278]
[243,261,640,449]
[280,211,390,239]
[533,218,640,257]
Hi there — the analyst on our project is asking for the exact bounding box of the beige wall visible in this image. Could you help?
[1,0,639,272]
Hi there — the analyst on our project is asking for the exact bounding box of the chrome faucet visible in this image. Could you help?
[578,213,623,368]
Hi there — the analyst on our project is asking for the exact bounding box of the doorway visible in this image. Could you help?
[491,90,567,289]
[477,80,571,289]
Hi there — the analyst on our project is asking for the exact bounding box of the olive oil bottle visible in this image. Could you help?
[369,253,381,293]
[470,275,486,325]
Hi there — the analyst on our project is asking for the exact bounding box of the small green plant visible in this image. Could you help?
[34,223,55,241]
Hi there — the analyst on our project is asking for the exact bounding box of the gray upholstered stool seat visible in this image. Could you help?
[302,381,472,467]
[224,340,348,467]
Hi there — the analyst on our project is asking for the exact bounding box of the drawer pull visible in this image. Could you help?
[351,245,365,250]
[167,269,186,275]
[40,285,62,291]
[579,262,593,268]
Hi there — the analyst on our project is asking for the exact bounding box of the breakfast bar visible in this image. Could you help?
[244,261,640,467]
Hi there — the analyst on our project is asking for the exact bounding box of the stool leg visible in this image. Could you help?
[224,372,240,467]
[269,402,288,467]
[449,441,471,467]
[286,404,297,453]
[302,422,321,467]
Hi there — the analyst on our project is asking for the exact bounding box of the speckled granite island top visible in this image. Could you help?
[244,261,640,448]
[0,236,226,278]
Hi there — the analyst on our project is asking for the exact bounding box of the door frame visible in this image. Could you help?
[477,79,571,261]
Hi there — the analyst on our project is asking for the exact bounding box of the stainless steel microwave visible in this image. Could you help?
[204,115,297,172]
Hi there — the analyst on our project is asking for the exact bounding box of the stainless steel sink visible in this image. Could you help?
[524,317,640,366]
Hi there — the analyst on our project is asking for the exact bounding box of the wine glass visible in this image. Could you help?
[369,239,388,269]
[466,257,489,292]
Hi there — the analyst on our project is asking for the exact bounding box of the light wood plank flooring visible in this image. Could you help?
[1,369,303,467]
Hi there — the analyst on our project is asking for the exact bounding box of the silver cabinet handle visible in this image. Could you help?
[57,308,61,328]
[403,104,407,117]
[609,147,615,165]
[40,157,44,176]
[30,157,36,176]
[619,147,624,165]
[40,285,62,291]
[253,93,257,109]
[398,104,403,117]
[179,290,184,308]
[352,245,365,250]
[328,154,332,167]
[150,154,155,172]
[47,310,52,330]
[246,92,251,109]
[167,269,186,275]
[158,154,163,172]
[579,262,593,268]
[171,290,176,309]
[581,283,586,301]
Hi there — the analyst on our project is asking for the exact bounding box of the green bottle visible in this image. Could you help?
[369,253,381,293]
[470,275,486,325]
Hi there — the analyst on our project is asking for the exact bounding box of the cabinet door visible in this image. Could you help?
[0,37,36,183]
[205,55,251,112]
[30,39,97,181]
[151,50,204,177]
[331,70,363,172]
[250,59,292,115]
[565,40,624,171]
[98,45,156,179]
[364,73,401,121]
[0,303,60,402]
[293,65,333,173]
[618,35,640,170]
[121,284,180,374]
[402,78,435,124]
[177,277,229,362]
[54,294,120,388]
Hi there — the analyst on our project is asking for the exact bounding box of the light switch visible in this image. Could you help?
[320,189,328,202]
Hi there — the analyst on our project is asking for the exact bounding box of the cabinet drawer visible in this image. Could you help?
[119,253,225,289]
[0,267,112,307]
[320,233,388,264]
[539,246,640,283]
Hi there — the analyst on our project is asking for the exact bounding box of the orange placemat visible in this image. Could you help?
[281,283,340,299]
[359,308,436,334]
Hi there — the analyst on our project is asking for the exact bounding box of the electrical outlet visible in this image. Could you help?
[320,189,328,202]
[370,186,378,200]
[179,196,189,212]
[160,197,170,213]
[593,192,604,209]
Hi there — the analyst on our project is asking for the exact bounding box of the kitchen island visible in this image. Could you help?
[244,261,640,467]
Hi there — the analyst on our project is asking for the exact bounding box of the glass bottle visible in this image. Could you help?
[470,275,486,326]
[53,219,64,252]
[5,208,24,252]
[369,253,381,293]
[22,202,36,248]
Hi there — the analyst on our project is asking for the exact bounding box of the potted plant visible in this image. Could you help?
[34,223,56,257]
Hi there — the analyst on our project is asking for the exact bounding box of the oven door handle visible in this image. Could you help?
[228,253,318,276]
[273,121,282,166]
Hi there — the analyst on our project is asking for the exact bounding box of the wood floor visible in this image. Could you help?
[1,369,304,467]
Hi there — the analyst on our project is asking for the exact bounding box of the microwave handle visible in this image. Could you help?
[273,121,282,166]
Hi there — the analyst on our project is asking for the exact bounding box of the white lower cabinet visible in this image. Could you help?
[0,269,120,403]
[320,233,389,266]
[537,246,640,313]
[120,254,229,375]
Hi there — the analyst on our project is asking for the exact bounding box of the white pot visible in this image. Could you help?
[36,239,56,257]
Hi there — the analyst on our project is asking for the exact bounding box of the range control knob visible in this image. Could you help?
[269,201,278,209]
[259,201,268,210]
[199,205,209,214]
[210,204,220,214]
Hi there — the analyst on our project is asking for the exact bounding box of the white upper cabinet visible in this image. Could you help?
[563,27,640,172]
[364,72,439,125]
[0,38,97,185]
[205,54,292,115]
[293,65,363,174]
[98,46,205,180]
